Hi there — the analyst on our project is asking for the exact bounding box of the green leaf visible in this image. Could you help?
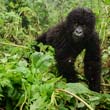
[16,94,25,107]
[103,0,110,4]
[31,52,53,73]
[66,83,91,94]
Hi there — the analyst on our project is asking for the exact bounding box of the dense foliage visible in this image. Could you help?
[0,0,110,110]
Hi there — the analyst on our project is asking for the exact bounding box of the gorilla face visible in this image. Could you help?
[72,24,85,42]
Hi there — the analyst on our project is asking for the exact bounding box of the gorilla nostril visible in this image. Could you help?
[76,30,82,34]
[78,31,82,34]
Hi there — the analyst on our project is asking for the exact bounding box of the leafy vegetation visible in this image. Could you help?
[0,0,110,110]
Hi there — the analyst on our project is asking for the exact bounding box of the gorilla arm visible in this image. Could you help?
[36,22,66,47]
[36,32,47,44]
[84,33,101,92]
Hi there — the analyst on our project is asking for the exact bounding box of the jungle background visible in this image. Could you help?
[0,0,110,110]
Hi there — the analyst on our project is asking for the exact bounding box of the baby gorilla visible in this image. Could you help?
[36,8,101,92]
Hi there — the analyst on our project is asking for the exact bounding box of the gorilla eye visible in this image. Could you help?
[74,23,78,28]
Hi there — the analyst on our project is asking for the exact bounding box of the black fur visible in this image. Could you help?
[36,8,101,92]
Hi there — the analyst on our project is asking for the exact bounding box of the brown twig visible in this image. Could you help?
[56,89,94,110]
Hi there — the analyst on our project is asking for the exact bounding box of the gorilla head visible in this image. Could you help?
[66,8,96,42]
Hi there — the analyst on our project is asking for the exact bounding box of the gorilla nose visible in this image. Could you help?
[74,26,84,37]
[76,26,83,34]
[76,30,82,34]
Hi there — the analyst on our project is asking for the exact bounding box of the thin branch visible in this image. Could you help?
[101,83,110,87]
[56,89,94,110]
[0,42,28,49]
[20,83,27,110]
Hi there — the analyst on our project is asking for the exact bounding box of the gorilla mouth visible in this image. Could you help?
[72,32,84,42]
[72,36,80,42]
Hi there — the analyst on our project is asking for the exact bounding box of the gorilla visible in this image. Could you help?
[36,8,101,92]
